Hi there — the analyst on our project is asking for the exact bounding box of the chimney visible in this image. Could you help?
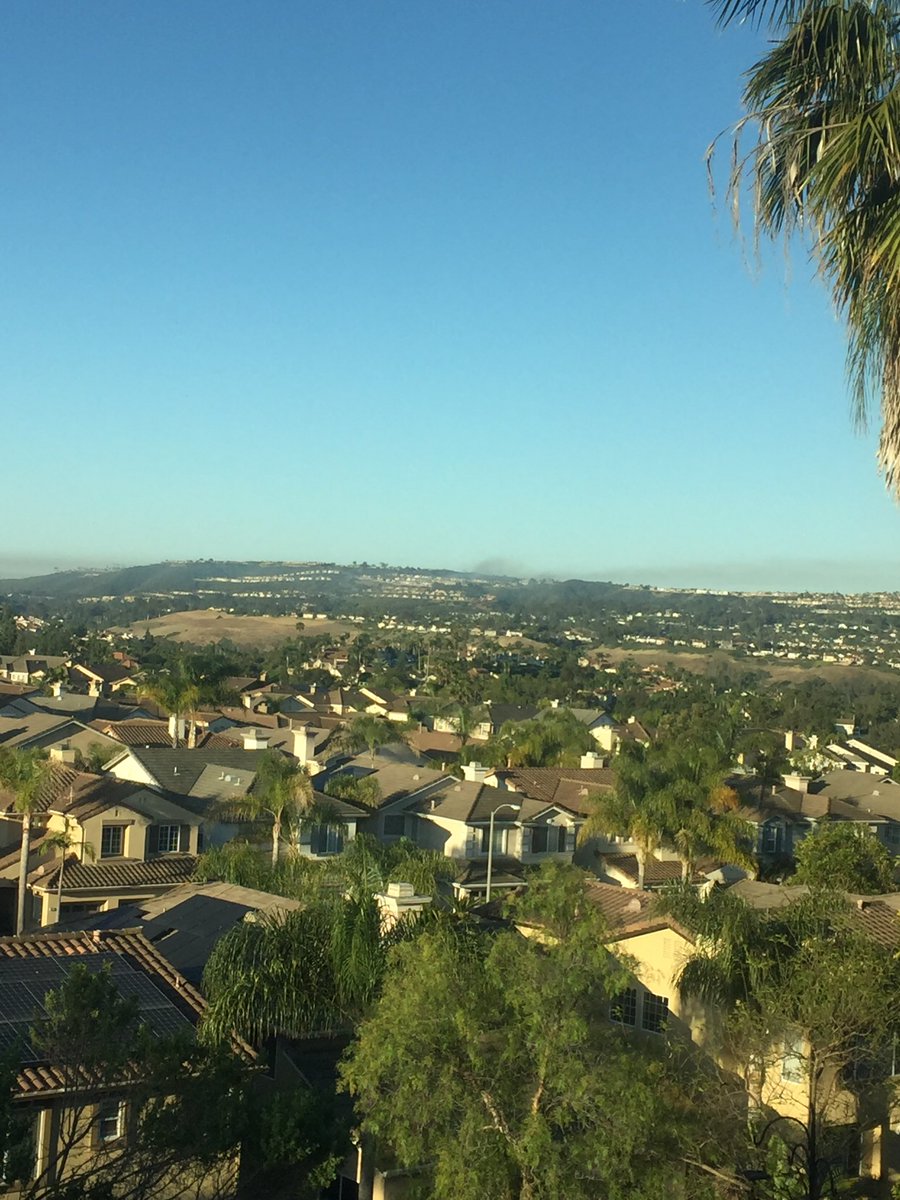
[783,772,811,795]
[50,681,65,698]
[461,762,490,784]
[241,729,270,752]
[580,751,605,770]
[593,725,616,753]
[241,694,253,710]
[168,715,186,743]
[291,726,315,765]
[784,730,798,752]
[88,680,101,698]
[50,744,77,765]
[374,880,432,930]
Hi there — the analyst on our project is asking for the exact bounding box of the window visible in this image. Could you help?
[762,822,782,854]
[782,1033,805,1083]
[530,826,567,854]
[100,826,123,858]
[641,992,669,1034]
[310,825,343,856]
[156,825,180,853]
[383,815,405,838]
[480,825,507,855]
[96,1099,124,1143]
[609,987,638,1027]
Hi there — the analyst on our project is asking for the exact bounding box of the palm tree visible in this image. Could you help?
[579,742,669,888]
[711,0,900,495]
[660,749,756,881]
[142,669,201,748]
[40,822,95,919]
[220,751,338,867]
[0,748,53,935]
[338,714,397,767]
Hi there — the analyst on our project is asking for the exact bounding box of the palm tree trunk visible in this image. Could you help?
[271,813,281,867]
[187,712,197,750]
[17,812,31,936]
[637,844,646,890]
[56,855,65,920]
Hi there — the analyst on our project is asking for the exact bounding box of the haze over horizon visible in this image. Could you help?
[5,2,900,590]
[0,553,895,596]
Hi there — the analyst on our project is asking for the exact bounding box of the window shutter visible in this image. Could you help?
[466,829,478,858]
[146,826,160,856]
[179,825,190,853]
[565,827,576,854]
[520,826,532,854]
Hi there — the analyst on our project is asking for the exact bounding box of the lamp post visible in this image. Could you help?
[485,802,520,903]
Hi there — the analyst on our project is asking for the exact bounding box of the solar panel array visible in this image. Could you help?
[0,951,194,1062]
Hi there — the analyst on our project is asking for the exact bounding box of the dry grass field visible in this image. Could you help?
[117,610,358,648]
[595,645,896,684]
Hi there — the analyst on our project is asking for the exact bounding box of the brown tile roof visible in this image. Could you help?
[31,854,198,893]
[91,718,175,747]
[602,853,713,888]
[583,880,694,942]
[494,767,615,814]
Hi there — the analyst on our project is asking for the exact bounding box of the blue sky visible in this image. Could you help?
[3,1,897,592]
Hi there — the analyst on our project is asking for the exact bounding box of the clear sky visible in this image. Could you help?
[3,1,898,592]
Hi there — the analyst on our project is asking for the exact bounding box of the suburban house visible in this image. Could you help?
[0,657,69,687]
[0,928,240,1199]
[384,764,600,897]
[0,714,123,760]
[105,743,366,860]
[68,662,139,697]
[0,761,201,929]
[734,770,900,863]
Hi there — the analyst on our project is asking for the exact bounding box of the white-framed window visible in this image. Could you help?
[782,1033,805,1083]
[156,825,180,853]
[480,826,508,855]
[641,992,669,1034]
[96,1099,125,1143]
[100,826,123,858]
[609,987,638,1027]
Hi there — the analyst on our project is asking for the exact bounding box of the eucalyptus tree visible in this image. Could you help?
[711,0,900,495]
[0,748,54,935]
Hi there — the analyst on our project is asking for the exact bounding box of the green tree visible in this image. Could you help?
[0,748,53,935]
[337,714,399,766]
[792,821,895,892]
[0,961,346,1200]
[664,885,900,1200]
[324,772,382,809]
[711,0,900,494]
[341,865,734,1200]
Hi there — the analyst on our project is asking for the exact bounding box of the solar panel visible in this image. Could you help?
[141,1008,193,1039]
[0,960,65,987]
[114,973,171,1009]
[0,982,42,1022]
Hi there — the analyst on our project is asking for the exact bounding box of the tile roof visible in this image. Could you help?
[91,719,175,747]
[494,767,615,814]
[601,853,710,888]
[0,928,209,1097]
[727,880,900,948]
[31,854,198,893]
[583,880,693,941]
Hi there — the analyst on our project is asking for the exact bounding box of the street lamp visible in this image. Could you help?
[485,802,520,903]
